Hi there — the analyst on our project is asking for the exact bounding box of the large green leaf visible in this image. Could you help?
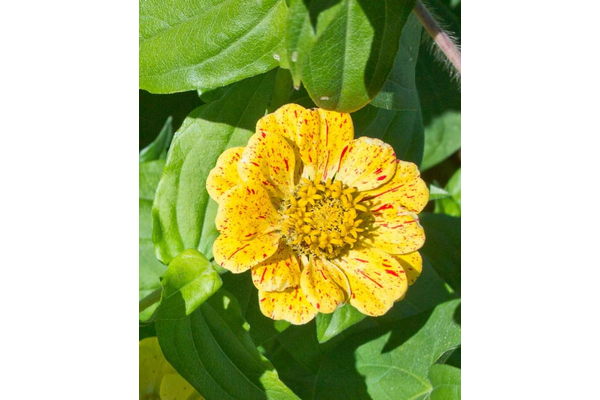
[287,0,416,112]
[156,290,298,400]
[427,364,461,400]
[435,168,461,217]
[140,160,168,321]
[371,12,422,111]
[158,249,222,318]
[352,103,424,166]
[140,0,287,93]
[139,117,173,163]
[312,300,461,399]
[222,272,291,347]
[420,213,461,293]
[152,71,277,265]
[421,111,461,171]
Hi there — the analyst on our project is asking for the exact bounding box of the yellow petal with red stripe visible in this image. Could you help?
[393,251,423,286]
[297,108,321,178]
[238,131,297,198]
[213,232,280,273]
[367,203,426,255]
[206,147,244,203]
[363,160,429,213]
[336,247,408,316]
[256,103,305,143]
[300,257,350,313]
[215,183,280,239]
[258,287,317,325]
[336,137,397,191]
[315,109,354,181]
[251,244,301,291]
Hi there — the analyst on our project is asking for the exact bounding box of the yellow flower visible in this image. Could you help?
[207,104,429,325]
[139,337,204,400]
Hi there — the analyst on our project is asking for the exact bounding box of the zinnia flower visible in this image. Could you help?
[207,104,428,325]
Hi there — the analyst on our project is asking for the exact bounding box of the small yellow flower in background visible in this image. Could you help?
[207,104,428,325]
[139,337,203,400]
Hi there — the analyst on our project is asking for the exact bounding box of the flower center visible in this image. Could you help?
[280,177,369,259]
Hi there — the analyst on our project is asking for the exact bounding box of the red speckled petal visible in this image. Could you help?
[335,137,397,191]
[335,247,408,317]
[215,183,280,239]
[300,257,350,313]
[315,109,354,181]
[258,286,317,325]
[366,204,425,255]
[392,251,423,286]
[238,131,297,198]
[213,232,281,273]
[362,160,429,213]
[206,147,244,204]
[251,244,301,291]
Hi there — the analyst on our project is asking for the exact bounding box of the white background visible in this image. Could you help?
[1,0,599,398]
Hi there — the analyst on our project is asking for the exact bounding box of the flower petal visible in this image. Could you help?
[256,103,305,143]
[251,244,301,291]
[315,109,354,181]
[238,131,297,198]
[335,137,397,191]
[215,183,280,239]
[213,232,280,273]
[366,204,425,255]
[393,251,423,286]
[362,160,429,213]
[300,257,350,313]
[258,287,317,325]
[335,247,408,316]
[206,147,244,204]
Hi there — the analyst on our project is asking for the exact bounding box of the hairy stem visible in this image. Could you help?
[413,1,461,75]
[139,288,162,313]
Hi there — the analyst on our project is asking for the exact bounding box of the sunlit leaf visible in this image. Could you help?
[139,160,167,321]
[286,0,416,112]
[140,0,287,93]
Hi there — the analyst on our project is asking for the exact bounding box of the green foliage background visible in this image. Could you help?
[140,0,461,398]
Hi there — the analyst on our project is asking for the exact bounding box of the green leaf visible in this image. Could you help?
[435,168,461,216]
[429,183,451,201]
[152,70,277,265]
[371,12,422,111]
[420,213,461,293]
[427,364,461,400]
[140,0,287,93]
[139,117,173,162]
[316,303,365,344]
[421,111,461,172]
[158,249,222,318]
[352,103,424,166]
[156,290,299,400]
[140,160,168,321]
[311,300,461,399]
[222,272,291,346]
[289,0,416,112]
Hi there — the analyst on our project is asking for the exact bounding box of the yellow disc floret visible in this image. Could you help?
[281,175,369,259]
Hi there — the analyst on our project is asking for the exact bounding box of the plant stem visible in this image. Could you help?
[139,288,162,313]
[413,1,461,75]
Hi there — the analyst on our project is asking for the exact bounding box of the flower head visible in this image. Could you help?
[207,104,428,324]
